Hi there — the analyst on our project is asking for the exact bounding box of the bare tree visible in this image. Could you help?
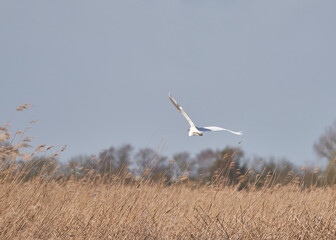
[314,121,336,184]
[116,144,133,175]
[170,152,194,181]
[195,149,217,181]
[96,144,134,177]
[21,156,58,180]
[314,121,336,162]
[134,148,168,181]
[65,155,92,178]
[98,146,117,177]
[209,146,246,186]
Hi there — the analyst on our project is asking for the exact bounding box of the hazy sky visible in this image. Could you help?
[1,0,335,166]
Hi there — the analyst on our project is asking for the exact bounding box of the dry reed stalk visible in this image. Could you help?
[1,180,336,239]
[1,105,334,239]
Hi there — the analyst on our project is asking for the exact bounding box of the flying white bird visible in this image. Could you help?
[169,93,242,137]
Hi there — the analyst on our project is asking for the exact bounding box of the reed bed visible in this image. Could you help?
[1,105,335,239]
[1,178,336,239]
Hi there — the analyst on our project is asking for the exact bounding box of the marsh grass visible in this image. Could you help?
[1,178,336,239]
[1,105,336,239]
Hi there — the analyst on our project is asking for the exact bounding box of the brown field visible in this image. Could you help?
[1,107,336,239]
[1,179,336,239]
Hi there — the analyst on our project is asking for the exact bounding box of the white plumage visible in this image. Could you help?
[169,93,242,137]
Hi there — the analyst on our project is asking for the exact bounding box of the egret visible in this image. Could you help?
[169,93,242,137]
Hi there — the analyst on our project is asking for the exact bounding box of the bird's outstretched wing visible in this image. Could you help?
[197,126,243,136]
[169,93,196,128]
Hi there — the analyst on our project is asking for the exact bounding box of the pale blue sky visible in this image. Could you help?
[1,0,335,165]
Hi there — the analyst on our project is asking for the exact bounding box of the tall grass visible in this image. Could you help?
[1,105,336,239]
[1,177,336,239]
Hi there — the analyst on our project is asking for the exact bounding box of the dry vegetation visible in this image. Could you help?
[1,179,336,239]
[1,105,336,239]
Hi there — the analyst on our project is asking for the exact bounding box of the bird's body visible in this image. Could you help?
[169,93,242,137]
[189,126,203,136]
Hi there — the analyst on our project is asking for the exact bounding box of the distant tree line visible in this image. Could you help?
[0,142,322,189]
[2,121,336,189]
